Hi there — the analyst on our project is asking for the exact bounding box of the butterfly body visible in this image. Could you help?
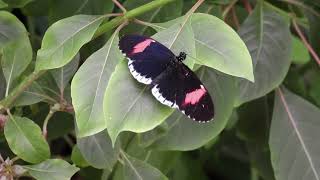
[119,35,214,122]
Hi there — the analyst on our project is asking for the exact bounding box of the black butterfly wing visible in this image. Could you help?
[151,63,214,122]
[119,34,175,84]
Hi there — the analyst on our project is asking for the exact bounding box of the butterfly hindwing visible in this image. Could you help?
[119,35,175,84]
[151,64,214,122]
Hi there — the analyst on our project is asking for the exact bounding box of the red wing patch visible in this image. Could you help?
[183,85,206,105]
[131,39,155,54]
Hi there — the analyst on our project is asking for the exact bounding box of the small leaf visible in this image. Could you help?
[121,151,168,180]
[35,15,105,71]
[148,67,236,150]
[71,146,89,168]
[4,116,50,163]
[0,1,8,8]
[291,35,310,64]
[24,159,79,180]
[51,53,79,93]
[191,13,253,81]
[103,61,173,145]
[236,3,291,105]
[71,32,120,137]
[77,130,120,170]
[270,88,320,180]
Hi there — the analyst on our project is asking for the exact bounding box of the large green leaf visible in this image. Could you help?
[48,0,114,23]
[104,61,173,145]
[120,151,168,180]
[77,130,120,170]
[0,11,26,48]
[236,3,291,105]
[71,146,89,168]
[2,38,32,95]
[148,67,236,150]
[0,11,32,94]
[24,159,79,180]
[51,53,79,94]
[4,116,50,163]
[191,13,253,81]
[153,13,253,80]
[270,88,320,180]
[35,15,105,71]
[71,32,120,137]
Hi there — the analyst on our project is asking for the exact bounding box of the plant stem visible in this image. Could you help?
[94,0,175,38]
[0,0,176,112]
[0,71,45,112]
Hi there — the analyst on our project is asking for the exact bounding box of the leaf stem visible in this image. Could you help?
[112,0,127,13]
[42,104,59,138]
[0,0,176,112]
[241,0,252,13]
[292,19,320,66]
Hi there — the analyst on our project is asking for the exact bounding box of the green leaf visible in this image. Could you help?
[270,88,320,180]
[51,53,79,93]
[236,3,291,105]
[291,35,310,64]
[77,130,120,170]
[0,0,7,8]
[120,151,168,180]
[191,13,253,81]
[71,32,120,137]
[103,61,173,145]
[71,146,89,168]
[48,0,114,23]
[149,67,236,150]
[3,0,33,7]
[4,116,50,163]
[13,80,48,106]
[123,0,183,35]
[0,11,32,94]
[2,37,32,95]
[35,15,105,71]
[153,15,196,68]
[24,159,79,180]
[0,11,26,48]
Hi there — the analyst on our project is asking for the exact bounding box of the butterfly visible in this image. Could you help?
[119,34,214,123]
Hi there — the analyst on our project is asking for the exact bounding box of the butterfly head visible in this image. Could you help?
[177,52,187,62]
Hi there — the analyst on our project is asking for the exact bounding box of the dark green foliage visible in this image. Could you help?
[1,0,320,179]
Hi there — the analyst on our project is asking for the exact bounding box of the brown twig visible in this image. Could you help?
[242,0,252,13]
[292,19,320,66]
[113,0,127,13]
[231,6,240,30]
[222,0,238,20]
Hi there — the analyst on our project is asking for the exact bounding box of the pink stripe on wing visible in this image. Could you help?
[183,85,207,105]
[131,39,155,54]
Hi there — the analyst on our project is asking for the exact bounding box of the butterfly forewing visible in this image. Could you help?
[119,35,175,84]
